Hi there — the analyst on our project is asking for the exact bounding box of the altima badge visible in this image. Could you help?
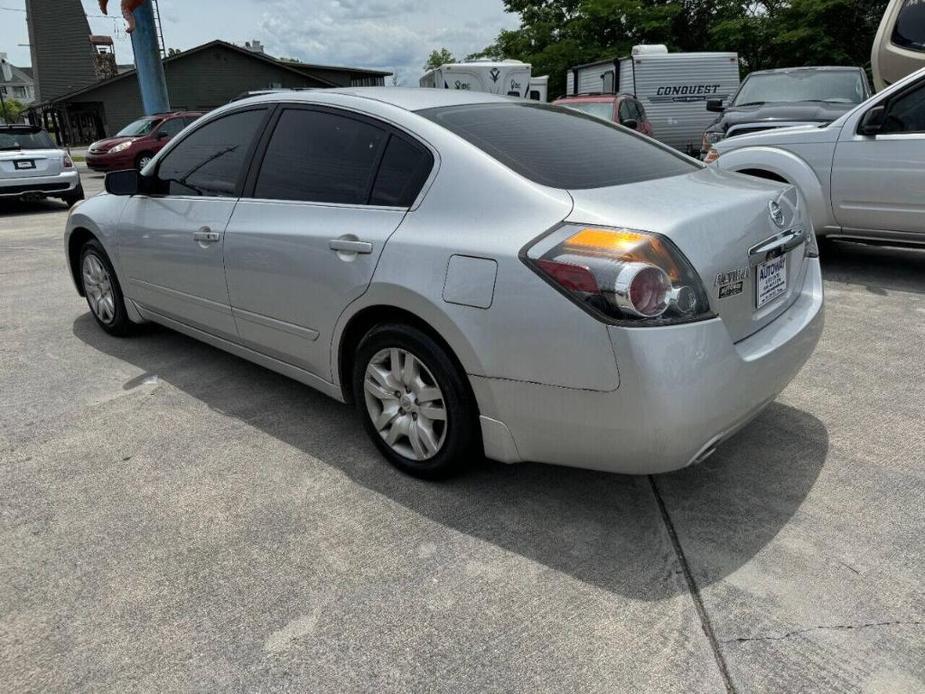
[715,267,748,299]
[769,200,785,228]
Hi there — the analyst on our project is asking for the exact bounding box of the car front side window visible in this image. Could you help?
[154,108,267,197]
[883,82,925,134]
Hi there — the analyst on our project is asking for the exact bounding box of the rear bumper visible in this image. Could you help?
[473,258,824,474]
[0,170,81,197]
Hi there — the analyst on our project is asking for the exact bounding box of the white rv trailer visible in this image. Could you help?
[420,60,532,98]
[527,75,549,101]
[566,45,740,154]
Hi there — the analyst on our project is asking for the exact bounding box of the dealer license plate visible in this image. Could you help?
[14,160,36,170]
[756,255,787,308]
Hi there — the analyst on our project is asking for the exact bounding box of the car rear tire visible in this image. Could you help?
[79,239,134,337]
[352,323,478,479]
[61,183,85,208]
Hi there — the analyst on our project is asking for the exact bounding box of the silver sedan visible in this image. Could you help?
[64,88,824,478]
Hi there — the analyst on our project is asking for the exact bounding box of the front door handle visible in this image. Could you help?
[193,227,221,244]
[329,238,373,254]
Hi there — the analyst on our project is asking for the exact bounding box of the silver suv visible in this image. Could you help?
[0,125,83,206]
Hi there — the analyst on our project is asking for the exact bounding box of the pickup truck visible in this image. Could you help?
[709,67,925,248]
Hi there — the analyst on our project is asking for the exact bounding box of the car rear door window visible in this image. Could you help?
[618,99,634,124]
[155,108,266,197]
[420,102,696,189]
[369,135,433,207]
[893,0,925,51]
[254,109,387,204]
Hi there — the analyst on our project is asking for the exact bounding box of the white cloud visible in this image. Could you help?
[258,0,518,85]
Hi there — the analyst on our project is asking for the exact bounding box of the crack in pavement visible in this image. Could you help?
[721,620,925,644]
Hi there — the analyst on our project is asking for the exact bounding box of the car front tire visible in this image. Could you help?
[352,323,478,479]
[79,239,134,337]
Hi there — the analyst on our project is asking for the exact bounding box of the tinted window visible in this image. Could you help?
[0,128,55,150]
[254,109,386,204]
[155,109,265,197]
[157,118,186,138]
[630,99,646,121]
[893,0,925,51]
[883,83,925,133]
[370,136,433,206]
[420,103,696,189]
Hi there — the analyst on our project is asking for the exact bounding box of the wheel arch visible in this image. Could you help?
[332,290,486,410]
[717,146,833,230]
[67,227,100,296]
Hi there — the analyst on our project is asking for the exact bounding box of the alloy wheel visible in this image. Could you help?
[363,348,447,461]
[82,253,116,324]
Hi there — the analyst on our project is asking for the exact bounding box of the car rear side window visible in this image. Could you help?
[893,0,925,51]
[157,118,186,138]
[155,108,266,197]
[254,109,387,204]
[420,103,696,189]
[369,135,433,207]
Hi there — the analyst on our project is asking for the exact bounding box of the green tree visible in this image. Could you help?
[424,48,456,71]
[476,0,890,98]
[0,97,25,124]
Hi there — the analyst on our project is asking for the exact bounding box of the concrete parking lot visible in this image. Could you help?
[1,167,923,693]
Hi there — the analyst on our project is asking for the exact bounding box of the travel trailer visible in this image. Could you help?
[420,60,532,98]
[872,0,925,91]
[566,45,740,154]
[527,75,549,102]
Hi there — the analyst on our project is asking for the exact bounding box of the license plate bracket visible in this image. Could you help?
[756,255,787,308]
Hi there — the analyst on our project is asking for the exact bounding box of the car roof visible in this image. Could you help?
[241,87,519,113]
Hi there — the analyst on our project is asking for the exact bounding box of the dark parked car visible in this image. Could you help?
[552,94,655,137]
[701,66,871,158]
[86,111,203,172]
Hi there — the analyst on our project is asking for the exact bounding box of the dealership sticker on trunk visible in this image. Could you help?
[756,255,787,308]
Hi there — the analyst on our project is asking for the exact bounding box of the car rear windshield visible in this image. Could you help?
[419,102,695,189]
[0,128,55,150]
[557,101,614,121]
[116,117,160,137]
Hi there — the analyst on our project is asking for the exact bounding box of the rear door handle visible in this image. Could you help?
[329,238,373,254]
[193,227,221,243]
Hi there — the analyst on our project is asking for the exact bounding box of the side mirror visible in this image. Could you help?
[621,118,638,130]
[156,131,170,140]
[706,99,725,113]
[105,169,141,196]
[858,105,886,136]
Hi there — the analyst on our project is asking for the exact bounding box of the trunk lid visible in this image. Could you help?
[0,148,65,179]
[566,167,809,342]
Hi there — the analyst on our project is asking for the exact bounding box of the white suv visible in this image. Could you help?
[710,68,925,247]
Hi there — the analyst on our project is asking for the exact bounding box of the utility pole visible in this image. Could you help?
[128,1,170,114]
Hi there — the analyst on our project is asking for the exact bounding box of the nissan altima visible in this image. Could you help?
[64,88,824,478]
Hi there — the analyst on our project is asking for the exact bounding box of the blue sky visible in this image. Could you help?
[0,0,519,84]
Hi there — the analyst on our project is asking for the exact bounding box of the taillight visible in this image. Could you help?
[523,224,713,325]
[63,155,74,168]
